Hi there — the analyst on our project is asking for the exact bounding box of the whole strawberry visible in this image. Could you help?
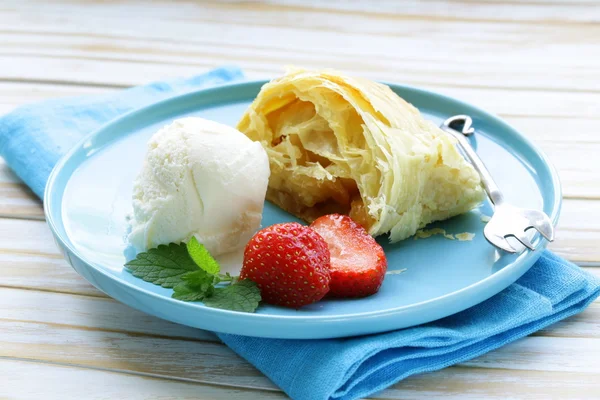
[310,214,387,298]
[240,222,331,308]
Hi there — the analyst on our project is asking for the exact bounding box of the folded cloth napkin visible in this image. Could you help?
[1,67,598,400]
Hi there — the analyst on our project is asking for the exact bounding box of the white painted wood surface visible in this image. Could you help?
[0,1,598,399]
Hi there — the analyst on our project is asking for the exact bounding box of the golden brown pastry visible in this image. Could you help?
[237,68,484,242]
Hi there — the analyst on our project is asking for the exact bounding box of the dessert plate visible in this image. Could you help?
[44,80,561,339]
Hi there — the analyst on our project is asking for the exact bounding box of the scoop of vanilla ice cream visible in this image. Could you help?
[128,117,270,256]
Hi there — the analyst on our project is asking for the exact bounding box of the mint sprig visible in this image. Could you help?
[125,241,261,313]
[172,283,210,302]
[172,270,215,301]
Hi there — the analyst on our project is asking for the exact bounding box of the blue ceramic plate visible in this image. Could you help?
[44,80,561,339]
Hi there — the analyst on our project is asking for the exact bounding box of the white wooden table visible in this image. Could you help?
[1,1,599,398]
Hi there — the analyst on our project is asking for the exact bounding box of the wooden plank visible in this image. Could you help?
[0,160,43,218]
[0,359,285,400]
[0,253,101,297]
[0,319,275,391]
[462,336,600,372]
[504,117,600,200]
[1,316,600,394]
[0,81,111,115]
[0,278,598,397]
[0,183,43,220]
[1,81,598,122]
[380,368,600,399]
[5,0,600,23]
[0,37,598,93]
[6,0,600,26]
[0,218,60,256]
[551,199,600,264]
[0,54,211,88]
[260,0,600,23]
[0,159,21,184]
[0,287,215,342]
[2,358,598,400]
[535,302,600,338]
[0,2,599,91]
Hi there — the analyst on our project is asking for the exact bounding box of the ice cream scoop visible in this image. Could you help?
[128,117,270,256]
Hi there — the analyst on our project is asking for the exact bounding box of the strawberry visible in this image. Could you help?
[310,214,387,298]
[240,222,331,308]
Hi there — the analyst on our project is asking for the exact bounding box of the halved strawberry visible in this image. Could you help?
[241,222,331,308]
[310,214,387,298]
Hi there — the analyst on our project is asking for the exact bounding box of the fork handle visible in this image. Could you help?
[440,117,505,206]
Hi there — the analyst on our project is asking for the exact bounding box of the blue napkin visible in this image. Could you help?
[1,67,598,400]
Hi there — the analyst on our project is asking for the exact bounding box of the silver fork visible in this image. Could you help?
[440,115,555,253]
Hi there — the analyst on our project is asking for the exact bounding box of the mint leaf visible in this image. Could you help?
[172,270,215,301]
[182,270,215,291]
[172,283,210,301]
[187,236,220,274]
[203,280,261,313]
[125,243,199,288]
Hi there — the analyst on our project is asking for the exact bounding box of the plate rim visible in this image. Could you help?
[44,79,562,337]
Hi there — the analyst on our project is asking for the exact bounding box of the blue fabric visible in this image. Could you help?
[1,67,598,400]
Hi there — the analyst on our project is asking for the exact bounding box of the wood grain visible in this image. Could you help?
[0,319,272,390]
[0,2,599,91]
[259,0,600,23]
[0,1,599,398]
[0,159,43,219]
[2,81,597,120]
[0,183,42,220]
[0,359,286,400]
[0,82,110,115]
[381,368,600,399]
[0,218,61,256]
[553,199,600,264]
[0,287,215,342]
[535,302,600,339]
[1,359,599,400]
[1,288,599,396]
[0,252,101,296]
[0,159,21,183]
